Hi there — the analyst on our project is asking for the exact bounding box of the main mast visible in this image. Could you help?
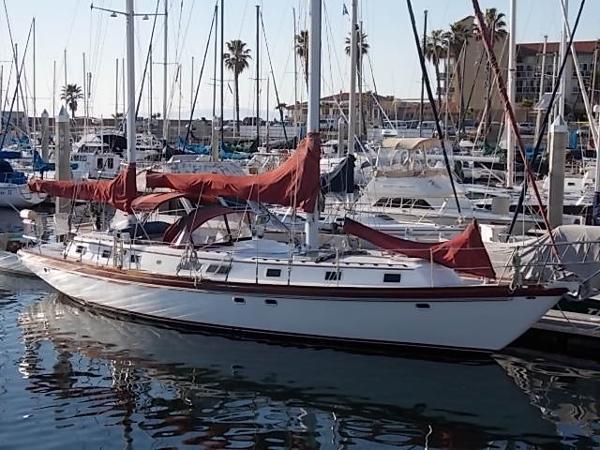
[162,0,168,147]
[347,0,357,155]
[126,0,136,163]
[505,0,516,188]
[304,0,321,250]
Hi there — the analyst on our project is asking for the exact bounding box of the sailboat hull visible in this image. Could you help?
[0,183,46,208]
[19,250,564,352]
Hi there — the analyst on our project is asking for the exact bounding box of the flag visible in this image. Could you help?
[342,4,349,15]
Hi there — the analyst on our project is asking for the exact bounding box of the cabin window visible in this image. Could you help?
[325,271,341,281]
[101,249,111,259]
[383,273,401,283]
[75,245,86,255]
[206,264,229,275]
[179,260,202,271]
[374,198,433,209]
[266,268,281,277]
[97,158,104,169]
[130,254,140,264]
[265,299,278,306]
[233,297,246,304]
[107,158,114,169]
[216,266,230,275]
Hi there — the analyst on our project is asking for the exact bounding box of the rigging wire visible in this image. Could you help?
[184,4,217,145]
[259,11,288,142]
[0,19,33,151]
[505,0,586,237]
[89,3,112,118]
[2,0,29,125]
[165,0,196,125]
[134,0,161,121]
[406,0,462,214]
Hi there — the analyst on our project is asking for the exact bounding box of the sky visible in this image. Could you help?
[0,0,598,121]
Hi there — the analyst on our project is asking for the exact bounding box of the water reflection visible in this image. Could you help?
[5,294,599,449]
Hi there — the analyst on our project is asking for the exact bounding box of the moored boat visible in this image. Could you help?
[17,0,567,354]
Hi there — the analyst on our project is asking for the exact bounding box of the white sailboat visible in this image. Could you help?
[0,158,46,208]
[18,0,566,353]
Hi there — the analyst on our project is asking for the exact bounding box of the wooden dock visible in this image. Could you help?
[514,310,600,357]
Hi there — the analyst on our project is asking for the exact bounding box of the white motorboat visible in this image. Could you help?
[0,250,32,276]
[0,159,46,208]
[352,171,539,234]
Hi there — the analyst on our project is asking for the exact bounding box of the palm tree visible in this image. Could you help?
[345,26,370,136]
[344,27,369,57]
[295,30,309,87]
[275,102,287,122]
[425,29,447,108]
[444,21,473,132]
[474,8,507,42]
[474,8,507,135]
[60,84,83,119]
[223,40,251,134]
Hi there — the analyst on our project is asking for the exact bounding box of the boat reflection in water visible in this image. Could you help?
[14,294,574,449]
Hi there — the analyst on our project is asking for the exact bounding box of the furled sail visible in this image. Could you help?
[145,133,321,213]
[344,218,496,279]
[28,164,137,213]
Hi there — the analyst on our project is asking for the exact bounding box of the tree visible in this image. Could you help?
[60,84,83,119]
[345,26,370,136]
[425,29,447,109]
[344,27,369,57]
[223,40,251,134]
[473,8,507,42]
[295,30,309,87]
[275,102,288,121]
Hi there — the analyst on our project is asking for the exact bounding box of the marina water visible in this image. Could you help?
[0,279,598,449]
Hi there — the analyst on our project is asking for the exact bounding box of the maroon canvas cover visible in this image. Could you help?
[162,205,235,243]
[145,133,321,212]
[28,164,137,213]
[343,218,496,279]
[130,192,189,212]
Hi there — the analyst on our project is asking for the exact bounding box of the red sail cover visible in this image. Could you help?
[343,218,496,279]
[28,164,137,213]
[146,133,321,212]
